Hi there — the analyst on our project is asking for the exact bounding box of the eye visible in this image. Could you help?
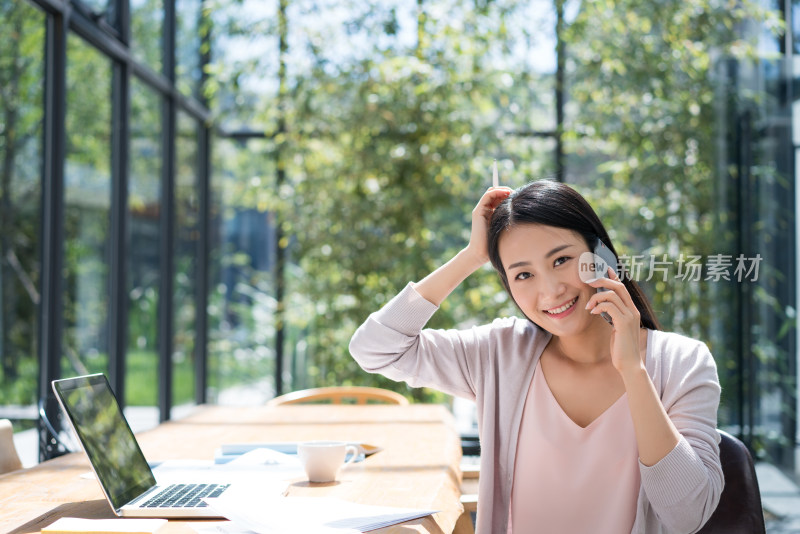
[514,271,533,281]
[554,256,571,267]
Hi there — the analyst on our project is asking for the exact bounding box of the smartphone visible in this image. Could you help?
[592,239,618,325]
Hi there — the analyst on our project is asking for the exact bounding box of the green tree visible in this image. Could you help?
[278,1,553,399]
[205,0,782,406]
[564,0,778,339]
[0,0,45,404]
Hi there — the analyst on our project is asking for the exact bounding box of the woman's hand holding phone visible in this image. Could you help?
[584,268,644,376]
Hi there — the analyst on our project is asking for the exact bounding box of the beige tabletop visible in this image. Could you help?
[0,404,465,534]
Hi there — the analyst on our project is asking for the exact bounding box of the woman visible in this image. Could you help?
[349,180,723,533]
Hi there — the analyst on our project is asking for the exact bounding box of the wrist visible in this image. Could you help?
[619,362,649,386]
[459,247,488,271]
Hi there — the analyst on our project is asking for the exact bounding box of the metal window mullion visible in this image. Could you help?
[554,0,565,181]
[737,108,754,448]
[194,7,213,406]
[114,0,130,44]
[778,0,797,467]
[38,8,68,461]
[108,60,130,407]
[158,100,175,423]
[107,0,130,410]
[29,0,210,125]
[158,0,177,423]
[784,0,799,468]
[195,122,209,405]
[28,0,65,16]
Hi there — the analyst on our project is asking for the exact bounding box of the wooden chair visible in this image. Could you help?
[454,464,479,534]
[267,386,409,406]
[453,430,767,534]
[0,419,23,474]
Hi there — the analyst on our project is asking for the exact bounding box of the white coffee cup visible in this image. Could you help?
[297,441,359,483]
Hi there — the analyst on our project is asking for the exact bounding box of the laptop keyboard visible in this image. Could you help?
[137,483,231,508]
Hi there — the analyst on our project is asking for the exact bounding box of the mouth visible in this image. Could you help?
[544,297,579,317]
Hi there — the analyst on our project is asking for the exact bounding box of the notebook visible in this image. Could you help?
[52,373,231,518]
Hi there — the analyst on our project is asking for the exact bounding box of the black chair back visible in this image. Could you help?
[697,430,766,534]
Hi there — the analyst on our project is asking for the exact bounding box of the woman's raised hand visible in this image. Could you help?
[412,186,513,306]
[466,187,513,265]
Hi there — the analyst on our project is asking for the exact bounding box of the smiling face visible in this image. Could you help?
[498,223,599,336]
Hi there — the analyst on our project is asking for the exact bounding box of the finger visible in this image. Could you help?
[585,288,626,312]
[590,302,641,334]
[584,268,629,294]
[584,275,624,291]
[483,187,513,201]
[588,300,628,324]
[479,188,512,211]
[603,266,637,309]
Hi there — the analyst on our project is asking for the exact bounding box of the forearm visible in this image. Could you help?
[621,366,682,467]
[349,282,483,400]
[412,248,485,306]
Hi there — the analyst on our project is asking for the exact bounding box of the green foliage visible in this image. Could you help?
[206,138,280,400]
[60,34,113,377]
[130,0,165,72]
[561,0,794,459]
[203,0,785,407]
[0,0,44,405]
[127,76,163,374]
[0,0,791,453]
[275,1,543,399]
[564,0,780,340]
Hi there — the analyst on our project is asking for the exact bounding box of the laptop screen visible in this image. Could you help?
[53,374,157,511]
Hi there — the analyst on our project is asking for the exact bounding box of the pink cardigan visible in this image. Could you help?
[349,283,724,534]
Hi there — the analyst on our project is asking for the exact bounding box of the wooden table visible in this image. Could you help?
[0,404,465,533]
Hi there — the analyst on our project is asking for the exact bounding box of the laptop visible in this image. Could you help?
[52,373,230,518]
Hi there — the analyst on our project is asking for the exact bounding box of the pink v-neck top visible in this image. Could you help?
[510,359,640,533]
[351,283,724,533]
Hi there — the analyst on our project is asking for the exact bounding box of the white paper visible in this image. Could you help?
[225,448,301,468]
[204,487,437,534]
[152,459,300,488]
[220,443,299,455]
[219,442,375,460]
[42,517,167,533]
[190,521,257,534]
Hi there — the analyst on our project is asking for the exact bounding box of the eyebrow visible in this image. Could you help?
[506,244,574,271]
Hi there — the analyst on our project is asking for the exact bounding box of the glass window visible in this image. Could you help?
[0,0,45,424]
[173,111,199,406]
[130,0,164,73]
[208,137,276,403]
[126,77,162,409]
[209,0,277,132]
[794,1,800,54]
[75,0,109,17]
[745,55,795,468]
[176,0,203,98]
[63,35,112,378]
[711,32,796,475]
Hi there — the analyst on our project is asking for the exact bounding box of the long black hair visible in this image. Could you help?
[487,180,661,331]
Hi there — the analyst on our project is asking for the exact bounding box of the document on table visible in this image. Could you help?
[203,486,437,533]
[150,448,305,487]
[215,442,381,464]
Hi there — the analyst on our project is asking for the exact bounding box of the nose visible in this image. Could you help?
[538,275,567,307]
